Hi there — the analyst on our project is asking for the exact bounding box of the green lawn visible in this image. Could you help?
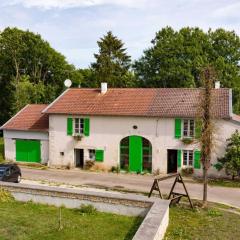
[0,138,4,163]
[190,177,240,188]
[0,201,142,240]
[164,204,240,240]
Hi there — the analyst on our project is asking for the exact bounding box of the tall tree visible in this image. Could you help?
[133,27,240,113]
[199,66,215,207]
[133,27,209,88]
[0,27,81,124]
[91,31,133,87]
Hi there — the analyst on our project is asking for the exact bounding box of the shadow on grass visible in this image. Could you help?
[124,216,143,240]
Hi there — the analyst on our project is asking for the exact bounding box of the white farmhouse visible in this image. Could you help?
[1,84,240,176]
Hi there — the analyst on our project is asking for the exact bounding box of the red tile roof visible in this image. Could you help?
[43,88,231,118]
[1,104,49,132]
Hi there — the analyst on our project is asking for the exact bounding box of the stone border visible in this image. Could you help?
[0,182,169,240]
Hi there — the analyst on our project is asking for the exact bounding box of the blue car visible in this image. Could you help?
[0,164,21,183]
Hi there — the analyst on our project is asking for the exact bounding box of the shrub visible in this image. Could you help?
[78,204,97,215]
[217,130,240,180]
[84,160,95,170]
[181,167,194,176]
[110,165,120,173]
[181,138,194,145]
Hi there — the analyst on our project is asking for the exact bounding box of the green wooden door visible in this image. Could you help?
[129,136,143,172]
[16,140,41,163]
[16,140,28,162]
[28,140,41,163]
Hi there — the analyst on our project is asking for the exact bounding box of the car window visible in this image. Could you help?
[5,169,10,176]
[0,168,5,176]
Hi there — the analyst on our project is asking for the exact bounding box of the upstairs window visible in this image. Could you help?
[183,119,195,138]
[183,150,193,166]
[75,118,84,134]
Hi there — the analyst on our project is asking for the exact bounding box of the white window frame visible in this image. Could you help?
[183,150,193,167]
[74,118,84,135]
[183,119,195,138]
[88,149,96,160]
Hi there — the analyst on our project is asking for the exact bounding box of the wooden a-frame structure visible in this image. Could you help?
[148,173,193,209]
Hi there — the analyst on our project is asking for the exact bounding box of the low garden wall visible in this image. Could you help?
[0,182,169,240]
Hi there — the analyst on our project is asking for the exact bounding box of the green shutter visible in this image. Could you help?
[175,119,182,139]
[177,150,182,168]
[194,150,201,169]
[95,150,104,162]
[195,119,202,139]
[84,118,90,136]
[67,117,73,136]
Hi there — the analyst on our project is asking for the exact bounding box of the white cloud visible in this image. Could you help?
[213,2,240,18]
[5,0,148,9]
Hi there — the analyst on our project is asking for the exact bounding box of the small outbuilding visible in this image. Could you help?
[1,104,49,164]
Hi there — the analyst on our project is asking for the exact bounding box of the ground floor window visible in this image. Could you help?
[183,150,193,166]
[88,149,96,160]
[142,138,152,172]
[120,137,129,170]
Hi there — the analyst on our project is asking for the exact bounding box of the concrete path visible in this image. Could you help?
[21,167,240,208]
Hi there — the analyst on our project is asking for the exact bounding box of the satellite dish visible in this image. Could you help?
[64,79,72,88]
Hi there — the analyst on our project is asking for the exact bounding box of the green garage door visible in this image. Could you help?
[16,140,41,163]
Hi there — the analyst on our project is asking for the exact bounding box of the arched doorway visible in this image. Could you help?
[120,136,152,173]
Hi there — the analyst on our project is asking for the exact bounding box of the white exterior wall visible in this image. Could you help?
[3,130,49,164]
[204,119,240,177]
[49,114,240,175]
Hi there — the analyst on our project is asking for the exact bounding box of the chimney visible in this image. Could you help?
[101,82,108,94]
[215,81,220,89]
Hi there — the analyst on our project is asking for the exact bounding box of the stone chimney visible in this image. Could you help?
[215,81,220,89]
[101,82,108,94]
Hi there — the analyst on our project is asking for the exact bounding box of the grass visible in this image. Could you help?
[0,200,142,240]
[0,138,4,163]
[190,177,240,188]
[164,204,240,240]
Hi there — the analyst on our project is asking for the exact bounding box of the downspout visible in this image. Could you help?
[156,118,159,137]
[229,89,233,119]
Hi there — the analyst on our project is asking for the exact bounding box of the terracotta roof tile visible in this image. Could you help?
[1,104,49,132]
[44,88,231,118]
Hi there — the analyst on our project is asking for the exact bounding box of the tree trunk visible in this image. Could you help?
[203,167,208,206]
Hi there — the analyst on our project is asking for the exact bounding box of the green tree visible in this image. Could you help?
[217,130,240,180]
[0,27,80,124]
[199,66,215,207]
[133,27,209,88]
[91,31,133,87]
[133,27,240,113]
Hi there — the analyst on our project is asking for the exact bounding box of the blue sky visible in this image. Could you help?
[0,0,240,68]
